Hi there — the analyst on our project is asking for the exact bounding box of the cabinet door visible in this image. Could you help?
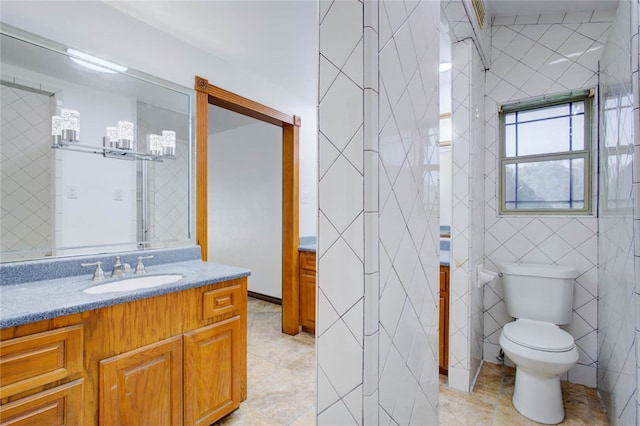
[183,316,241,426]
[299,272,316,334]
[99,336,183,426]
[0,379,83,426]
[439,266,449,373]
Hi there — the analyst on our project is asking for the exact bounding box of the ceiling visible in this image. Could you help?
[101,0,619,104]
[103,1,319,102]
[485,0,619,17]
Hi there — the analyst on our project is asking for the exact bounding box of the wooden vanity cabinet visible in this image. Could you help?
[298,251,316,334]
[0,277,247,426]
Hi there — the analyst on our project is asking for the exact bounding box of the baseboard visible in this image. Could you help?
[248,291,282,305]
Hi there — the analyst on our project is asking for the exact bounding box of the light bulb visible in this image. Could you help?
[60,109,80,142]
[147,134,164,156]
[105,126,118,148]
[51,115,63,145]
[162,130,176,156]
[117,121,134,150]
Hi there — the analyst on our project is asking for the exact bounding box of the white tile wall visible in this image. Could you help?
[318,0,440,423]
[0,85,52,259]
[446,37,485,392]
[484,12,613,387]
[318,0,365,423]
[598,1,639,424]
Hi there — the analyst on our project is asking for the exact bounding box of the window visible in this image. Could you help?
[499,90,592,214]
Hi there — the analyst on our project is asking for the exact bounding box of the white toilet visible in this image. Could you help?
[498,262,579,425]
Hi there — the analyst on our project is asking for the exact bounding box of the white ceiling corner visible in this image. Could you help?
[103,0,319,102]
[484,0,619,18]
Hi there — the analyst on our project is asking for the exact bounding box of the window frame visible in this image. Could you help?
[498,90,593,215]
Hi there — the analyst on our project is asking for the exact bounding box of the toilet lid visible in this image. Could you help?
[503,319,575,352]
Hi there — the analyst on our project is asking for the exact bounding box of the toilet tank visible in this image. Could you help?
[500,262,577,324]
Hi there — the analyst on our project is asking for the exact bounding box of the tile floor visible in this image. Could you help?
[215,297,316,425]
[439,363,609,425]
[216,298,609,425]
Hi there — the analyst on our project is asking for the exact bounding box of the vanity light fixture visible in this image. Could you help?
[147,134,164,156]
[53,117,175,162]
[117,121,135,150]
[439,62,452,72]
[51,115,63,145]
[162,130,176,157]
[60,108,80,143]
[66,48,128,74]
[104,126,119,148]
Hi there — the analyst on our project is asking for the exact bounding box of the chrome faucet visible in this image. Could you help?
[111,256,130,278]
[135,255,154,274]
[81,261,105,282]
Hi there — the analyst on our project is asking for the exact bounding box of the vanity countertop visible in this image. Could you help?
[299,236,316,253]
[0,256,250,329]
[440,238,450,267]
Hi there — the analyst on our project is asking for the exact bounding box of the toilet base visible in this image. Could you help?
[512,367,564,424]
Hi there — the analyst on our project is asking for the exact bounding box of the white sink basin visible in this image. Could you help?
[84,274,183,294]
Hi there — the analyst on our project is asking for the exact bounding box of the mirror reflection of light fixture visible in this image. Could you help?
[51,109,80,145]
[104,126,119,148]
[117,121,135,150]
[66,48,128,74]
[51,115,63,145]
[162,130,176,157]
[147,134,164,156]
[61,108,80,143]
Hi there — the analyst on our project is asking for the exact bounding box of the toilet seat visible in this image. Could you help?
[503,319,574,352]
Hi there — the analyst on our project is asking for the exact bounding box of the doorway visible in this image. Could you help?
[207,105,282,300]
[194,76,301,335]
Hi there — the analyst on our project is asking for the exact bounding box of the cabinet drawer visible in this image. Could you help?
[0,379,84,426]
[0,325,83,399]
[300,252,316,272]
[202,284,242,320]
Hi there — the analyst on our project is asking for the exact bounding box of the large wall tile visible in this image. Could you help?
[597,1,639,423]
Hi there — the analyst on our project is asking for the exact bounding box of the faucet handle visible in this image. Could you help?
[81,261,105,282]
[134,256,154,274]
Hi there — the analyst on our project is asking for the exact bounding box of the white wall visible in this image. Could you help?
[1,0,318,238]
[484,9,615,387]
[317,0,440,423]
[439,147,452,228]
[597,1,639,424]
[208,115,282,299]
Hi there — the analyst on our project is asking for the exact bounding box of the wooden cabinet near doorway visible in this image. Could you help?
[439,265,450,374]
[299,250,316,334]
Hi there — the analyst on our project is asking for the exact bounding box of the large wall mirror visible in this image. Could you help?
[0,25,195,262]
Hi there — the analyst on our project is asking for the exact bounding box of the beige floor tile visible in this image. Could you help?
[223,298,610,426]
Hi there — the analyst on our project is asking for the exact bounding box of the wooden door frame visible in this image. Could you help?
[195,76,300,336]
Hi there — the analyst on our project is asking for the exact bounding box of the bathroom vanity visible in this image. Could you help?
[0,248,249,426]
[0,24,243,426]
